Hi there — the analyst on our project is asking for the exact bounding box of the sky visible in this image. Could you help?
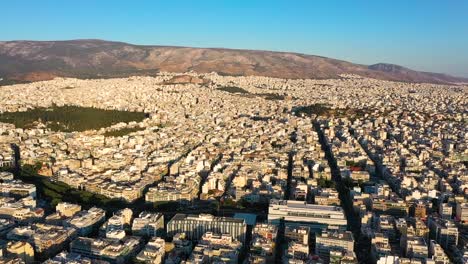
[2,0,468,77]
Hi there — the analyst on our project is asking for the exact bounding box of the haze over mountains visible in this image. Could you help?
[0,39,466,85]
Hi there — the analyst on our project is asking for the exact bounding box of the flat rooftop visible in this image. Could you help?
[270,199,343,211]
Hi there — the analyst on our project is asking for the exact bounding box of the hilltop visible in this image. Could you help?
[0,39,466,85]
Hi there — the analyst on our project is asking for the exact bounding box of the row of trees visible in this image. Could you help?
[15,163,123,211]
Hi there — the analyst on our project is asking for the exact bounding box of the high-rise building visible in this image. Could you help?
[428,217,459,250]
[456,202,468,224]
[429,240,450,264]
[439,203,453,220]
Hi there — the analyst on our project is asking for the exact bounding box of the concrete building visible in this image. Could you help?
[70,236,141,264]
[456,202,468,224]
[0,181,36,199]
[131,211,164,237]
[43,251,95,264]
[438,203,452,220]
[285,226,310,246]
[0,148,15,168]
[66,207,105,236]
[167,214,247,242]
[5,241,34,264]
[184,232,241,264]
[136,237,165,264]
[7,223,76,259]
[268,199,347,231]
[165,233,193,264]
[315,231,355,263]
[429,240,450,264]
[55,202,81,217]
[102,208,133,237]
[404,236,428,260]
[371,233,392,262]
[428,218,459,249]
[0,218,15,236]
[249,223,278,263]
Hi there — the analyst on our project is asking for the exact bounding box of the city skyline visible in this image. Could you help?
[0,2,467,264]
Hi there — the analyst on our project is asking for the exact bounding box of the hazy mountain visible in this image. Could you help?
[0,39,466,85]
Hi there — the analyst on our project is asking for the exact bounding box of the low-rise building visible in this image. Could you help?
[5,241,34,264]
[0,218,16,236]
[70,236,141,264]
[43,251,98,264]
[404,235,428,260]
[0,181,36,199]
[315,231,355,263]
[56,202,81,217]
[249,223,278,263]
[7,223,76,259]
[0,197,44,223]
[135,237,165,264]
[184,232,242,264]
[268,200,347,231]
[101,208,133,237]
[167,214,247,242]
[131,211,164,237]
[66,207,105,236]
[165,233,193,264]
[371,233,392,262]
[0,147,15,168]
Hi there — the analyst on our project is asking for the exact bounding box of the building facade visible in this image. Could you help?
[167,214,247,242]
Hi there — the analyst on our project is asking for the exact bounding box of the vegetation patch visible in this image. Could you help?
[294,103,368,119]
[218,86,286,100]
[316,177,336,188]
[218,86,250,94]
[103,126,145,137]
[293,103,333,117]
[257,93,285,100]
[5,163,122,211]
[0,105,147,132]
[60,86,75,90]
[346,160,367,169]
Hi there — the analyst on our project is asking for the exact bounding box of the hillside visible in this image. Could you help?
[0,39,466,85]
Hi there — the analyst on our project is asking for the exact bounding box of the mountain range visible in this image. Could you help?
[0,39,466,85]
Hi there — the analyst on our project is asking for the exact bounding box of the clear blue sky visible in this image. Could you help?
[2,0,468,77]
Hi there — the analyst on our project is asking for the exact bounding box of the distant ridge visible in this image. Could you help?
[0,39,466,85]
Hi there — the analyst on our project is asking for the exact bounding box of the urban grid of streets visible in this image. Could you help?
[0,72,467,264]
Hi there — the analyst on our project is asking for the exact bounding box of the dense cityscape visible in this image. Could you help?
[0,72,467,264]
